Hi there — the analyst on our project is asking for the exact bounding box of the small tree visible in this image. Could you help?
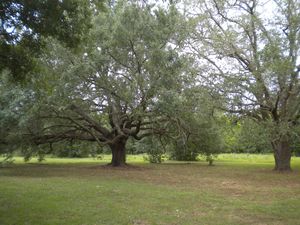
[167,88,223,162]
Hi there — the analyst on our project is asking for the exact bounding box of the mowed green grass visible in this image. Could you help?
[1,154,300,225]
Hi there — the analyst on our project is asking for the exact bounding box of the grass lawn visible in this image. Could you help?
[1,154,300,225]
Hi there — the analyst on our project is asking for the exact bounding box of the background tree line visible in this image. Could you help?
[0,0,299,170]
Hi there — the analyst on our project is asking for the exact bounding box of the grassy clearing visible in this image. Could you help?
[1,154,300,225]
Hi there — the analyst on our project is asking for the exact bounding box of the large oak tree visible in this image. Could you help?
[28,1,190,166]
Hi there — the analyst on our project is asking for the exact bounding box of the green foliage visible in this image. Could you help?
[236,119,272,153]
[143,152,166,164]
[218,116,273,153]
[0,0,97,79]
[168,89,223,161]
[291,126,300,156]
[0,153,14,166]
[205,154,215,166]
[0,71,36,155]
[171,140,199,161]
[52,141,100,158]
[135,136,166,163]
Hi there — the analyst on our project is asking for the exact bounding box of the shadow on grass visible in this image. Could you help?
[1,160,299,180]
[0,162,153,178]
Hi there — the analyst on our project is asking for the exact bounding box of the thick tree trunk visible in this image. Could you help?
[272,139,292,171]
[109,138,127,167]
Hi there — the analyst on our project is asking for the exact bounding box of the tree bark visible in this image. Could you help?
[109,138,127,167]
[272,138,292,171]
